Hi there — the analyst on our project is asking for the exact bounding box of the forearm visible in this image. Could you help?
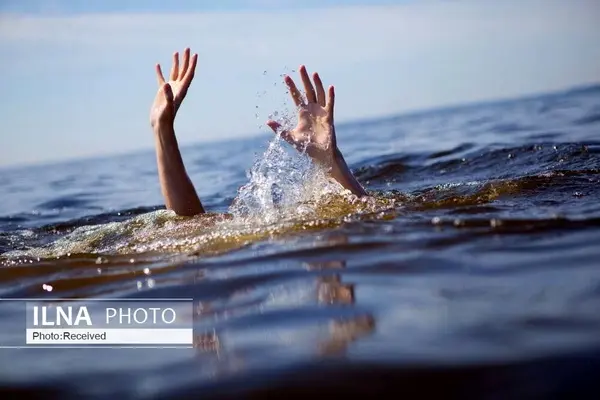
[328,148,367,197]
[153,123,205,216]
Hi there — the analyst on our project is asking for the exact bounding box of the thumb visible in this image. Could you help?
[266,120,281,133]
[267,120,300,150]
[162,83,174,104]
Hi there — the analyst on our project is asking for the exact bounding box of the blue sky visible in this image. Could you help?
[0,0,599,167]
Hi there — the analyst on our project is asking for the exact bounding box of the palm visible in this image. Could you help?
[292,104,334,155]
[166,79,190,112]
[150,48,198,127]
[267,66,337,165]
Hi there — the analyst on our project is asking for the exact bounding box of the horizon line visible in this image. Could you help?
[2,80,598,171]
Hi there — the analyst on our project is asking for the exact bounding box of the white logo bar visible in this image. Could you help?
[26,328,193,345]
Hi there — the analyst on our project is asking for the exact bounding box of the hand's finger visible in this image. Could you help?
[182,53,198,87]
[266,120,294,144]
[170,52,179,81]
[313,72,326,107]
[156,64,166,86]
[326,85,335,118]
[284,75,304,107]
[180,48,190,80]
[299,65,317,104]
[163,83,174,104]
[266,120,281,132]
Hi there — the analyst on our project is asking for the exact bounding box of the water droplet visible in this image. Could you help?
[147,278,155,288]
[136,281,143,290]
[263,70,267,75]
[42,283,53,292]
[273,111,279,117]
[129,258,135,263]
[143,267,151,275]
[431,217,441,225]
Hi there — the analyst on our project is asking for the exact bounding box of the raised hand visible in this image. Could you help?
[150,48,198,128]
[267,66,367,196]
[149,48,204,216]
[266,66,337,166]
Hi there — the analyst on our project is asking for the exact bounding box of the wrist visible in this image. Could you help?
[328,147,368,197]
[152,119,175,135]
[318,148,343,178]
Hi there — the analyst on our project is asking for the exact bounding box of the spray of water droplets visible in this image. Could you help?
[229,133,342,225]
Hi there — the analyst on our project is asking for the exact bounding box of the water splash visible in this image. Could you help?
[229,134,342,224]
[1,136,348,260]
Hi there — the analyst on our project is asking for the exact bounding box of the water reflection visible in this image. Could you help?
[305,234,375,356]
[192,233,375,360]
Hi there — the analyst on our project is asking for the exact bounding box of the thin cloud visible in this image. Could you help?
[2,1,597,72]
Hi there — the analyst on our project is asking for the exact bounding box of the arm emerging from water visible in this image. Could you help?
[150,48,205,216]
[266,67,367,197]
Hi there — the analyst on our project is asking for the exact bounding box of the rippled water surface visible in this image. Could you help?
[2,85,600,398]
